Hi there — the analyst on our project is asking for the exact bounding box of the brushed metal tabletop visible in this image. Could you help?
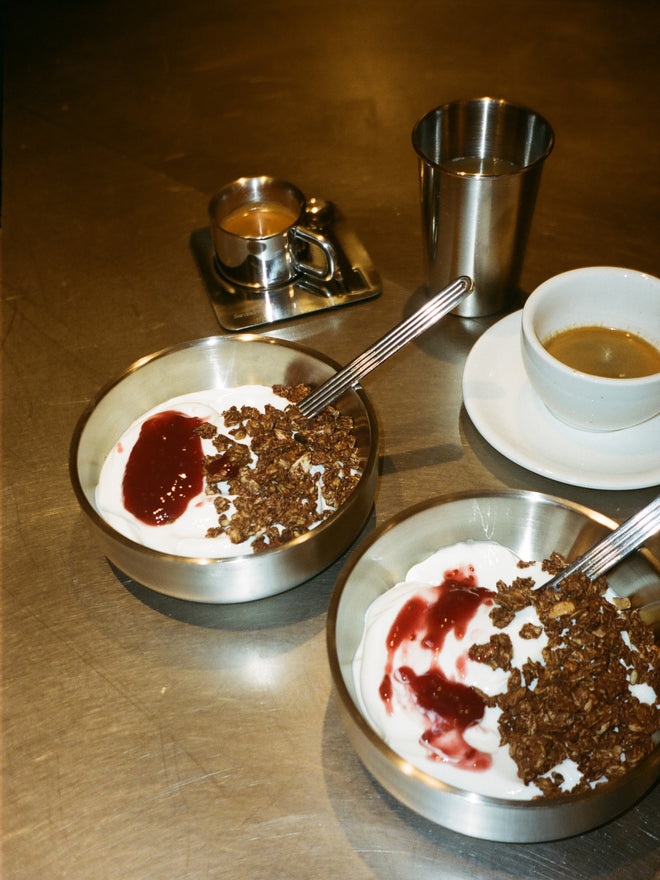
[3,1,659,878]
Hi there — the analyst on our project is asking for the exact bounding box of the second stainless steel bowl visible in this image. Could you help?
[327,490,660,842]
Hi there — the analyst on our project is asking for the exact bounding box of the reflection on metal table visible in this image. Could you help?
[3,1,660,879]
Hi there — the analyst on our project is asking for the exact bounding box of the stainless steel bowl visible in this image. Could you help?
[70,334,379,603]
[327,490,660,843]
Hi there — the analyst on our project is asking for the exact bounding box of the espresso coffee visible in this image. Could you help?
[210,176,339,287]
[220,201,298,238]
[544,325,660,379]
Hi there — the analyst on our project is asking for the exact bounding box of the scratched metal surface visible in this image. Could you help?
[2,1,660,878]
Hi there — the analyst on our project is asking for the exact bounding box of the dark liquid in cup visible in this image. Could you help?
[442,156,520,175]
[544,325,660,378]
[220,201,298,237]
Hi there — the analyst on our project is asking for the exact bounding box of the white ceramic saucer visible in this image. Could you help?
[462,311,660,490]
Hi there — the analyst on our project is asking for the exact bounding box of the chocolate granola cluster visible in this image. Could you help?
[469,553,659,797]
[194,383,361,552]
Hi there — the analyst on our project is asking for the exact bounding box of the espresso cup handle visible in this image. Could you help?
[291,226,338,281]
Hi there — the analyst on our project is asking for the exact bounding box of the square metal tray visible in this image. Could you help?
[190,199,381,331]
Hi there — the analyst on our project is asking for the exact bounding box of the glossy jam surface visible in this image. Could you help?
[122,411,204,526]
[544,325,660,378]
[378,570,494,770]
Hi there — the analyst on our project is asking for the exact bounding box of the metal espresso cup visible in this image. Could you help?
[209,176,339,289]
[412,98,554,317]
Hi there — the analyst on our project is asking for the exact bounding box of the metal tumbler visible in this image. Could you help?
[412,98,554,317]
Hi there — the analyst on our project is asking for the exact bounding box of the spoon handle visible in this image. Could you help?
[297,275,473,419]
[543,494,660,591]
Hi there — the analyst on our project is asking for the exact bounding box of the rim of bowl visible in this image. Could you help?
[326,488,660,809]
[69,333,380,565]
[522,266,660,387]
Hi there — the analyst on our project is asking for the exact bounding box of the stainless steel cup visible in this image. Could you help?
[209,176,338,289]
[412,98,554,317]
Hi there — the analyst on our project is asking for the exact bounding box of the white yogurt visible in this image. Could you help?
[96,386,290,557]
[354,541,557,799]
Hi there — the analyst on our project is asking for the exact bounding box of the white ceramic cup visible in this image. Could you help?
[520,267,660,431]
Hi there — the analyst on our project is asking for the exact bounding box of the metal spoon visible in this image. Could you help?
[542,494,660,591]
[297,275,473,419]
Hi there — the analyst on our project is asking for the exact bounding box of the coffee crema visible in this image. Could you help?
[220,201,298,238]
[543,325,660,379]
